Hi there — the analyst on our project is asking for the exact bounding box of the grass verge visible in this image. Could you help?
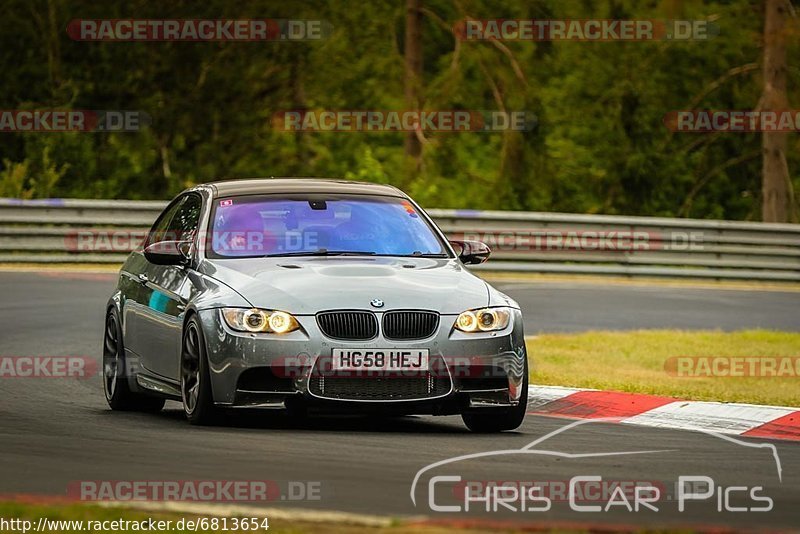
[527,329,800,407]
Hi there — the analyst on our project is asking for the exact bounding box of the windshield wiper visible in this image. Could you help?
[264,249,377,258]
[406,252,448,258]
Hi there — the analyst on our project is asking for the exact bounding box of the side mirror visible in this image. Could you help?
[144,240,191,266]
[450,240,491,265]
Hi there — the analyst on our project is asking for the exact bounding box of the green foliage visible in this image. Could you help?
[345,147,392,184]
[0,142,69,198]
[0,0,796,220]
[0,159,30,199]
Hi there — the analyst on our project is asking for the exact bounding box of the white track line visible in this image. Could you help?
[528,385,800,440]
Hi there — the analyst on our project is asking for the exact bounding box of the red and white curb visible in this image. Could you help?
[527,385,800,442]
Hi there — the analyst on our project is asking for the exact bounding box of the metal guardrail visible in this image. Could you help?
[1,198,799,281]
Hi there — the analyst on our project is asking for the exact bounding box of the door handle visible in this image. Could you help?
[137,273,149,285]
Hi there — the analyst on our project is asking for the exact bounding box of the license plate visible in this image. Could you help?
[331,349,429,371]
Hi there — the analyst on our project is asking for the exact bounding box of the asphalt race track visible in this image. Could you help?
[491,279,800,333]
[1,271,799,530]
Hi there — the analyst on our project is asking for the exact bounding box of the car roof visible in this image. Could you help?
[200,178,407,198]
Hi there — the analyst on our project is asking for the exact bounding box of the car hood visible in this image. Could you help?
[201,256,490,315]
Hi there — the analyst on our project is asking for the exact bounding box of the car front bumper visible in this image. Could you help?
[197,308,528,414]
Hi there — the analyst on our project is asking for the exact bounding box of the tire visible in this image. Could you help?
[181,316,221,425]
[461,360,528,433]
[103,307,165,413]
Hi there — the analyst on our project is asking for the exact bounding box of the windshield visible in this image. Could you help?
[207,194,448,259]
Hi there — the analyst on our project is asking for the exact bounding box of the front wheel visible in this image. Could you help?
[461,361,528,433]
[103,307,165,412]
[181,316,221,425]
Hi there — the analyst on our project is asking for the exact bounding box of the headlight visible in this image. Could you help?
[454,307,511,332]
[221,308,300,334]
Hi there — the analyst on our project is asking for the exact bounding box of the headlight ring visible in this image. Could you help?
[222,308,300,334]
[454,307,511,333]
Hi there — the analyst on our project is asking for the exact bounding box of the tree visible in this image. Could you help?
[403,0,424,178]
[761,0,795,222]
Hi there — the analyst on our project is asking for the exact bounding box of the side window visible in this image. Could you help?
[145,199,183,247]
[168,194,202,241]
[145,194,202,247]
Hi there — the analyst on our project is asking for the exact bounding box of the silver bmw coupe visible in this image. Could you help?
[103,179,529,432]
